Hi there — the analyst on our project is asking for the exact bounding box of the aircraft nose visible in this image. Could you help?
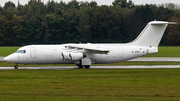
[4,56,10,62]
[4,54,18,63]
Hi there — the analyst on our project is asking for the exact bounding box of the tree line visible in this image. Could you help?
[0,0,180,46]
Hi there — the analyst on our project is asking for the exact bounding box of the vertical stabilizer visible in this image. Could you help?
[130,21,169,47]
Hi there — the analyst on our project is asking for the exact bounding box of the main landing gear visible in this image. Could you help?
[84,65,90,69]
[77,65,90,69]
[14,65,18,69]
[78,65,83,69]
[77,59,91,69]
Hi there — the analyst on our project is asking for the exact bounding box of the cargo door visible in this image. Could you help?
[30,47,36,58]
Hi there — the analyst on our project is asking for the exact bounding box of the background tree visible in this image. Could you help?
[0,15,6,45]
[22,17,42,44]
[90,6,115,42]
[112,0,134,8]
[12,14,24,45]
[3,1,15,9]
[166,16,180,45]
[76,6,91,42]
[89,1,97,7]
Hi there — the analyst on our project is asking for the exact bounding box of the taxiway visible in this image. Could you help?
[1,57,180,62]
[1,57,180,69]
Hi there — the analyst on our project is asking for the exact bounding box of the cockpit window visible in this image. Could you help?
[15,50,26,54]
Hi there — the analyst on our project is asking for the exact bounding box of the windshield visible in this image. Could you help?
[15,50,26,54]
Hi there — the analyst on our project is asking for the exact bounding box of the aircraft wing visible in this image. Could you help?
[67,45,109,54]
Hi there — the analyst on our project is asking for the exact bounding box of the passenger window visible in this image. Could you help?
[23,50,26,53]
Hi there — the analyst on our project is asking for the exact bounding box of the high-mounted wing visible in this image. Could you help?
[67,44,109,54]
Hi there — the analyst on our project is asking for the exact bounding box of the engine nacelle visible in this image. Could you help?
[62,52,84,61]
[62,52,71,60]
[69,53,84,61]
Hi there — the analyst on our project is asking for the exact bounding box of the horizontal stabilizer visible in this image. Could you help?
[150,21,169,25]
[168,22,178,24]
[150,21,177,25]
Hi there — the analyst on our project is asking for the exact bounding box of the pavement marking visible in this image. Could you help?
[129,57,180,62]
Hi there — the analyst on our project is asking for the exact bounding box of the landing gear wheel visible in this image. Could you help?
[14,65,18,69]
[78,65,83,69]
[84,65,90,69]
[77,60,84,69]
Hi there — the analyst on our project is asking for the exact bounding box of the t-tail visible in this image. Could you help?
[128,21,176,55]
[129,21,176,47]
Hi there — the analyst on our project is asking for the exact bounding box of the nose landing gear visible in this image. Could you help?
[14,65,18,69]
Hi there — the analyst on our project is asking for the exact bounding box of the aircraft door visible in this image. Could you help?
[30,47,36,58]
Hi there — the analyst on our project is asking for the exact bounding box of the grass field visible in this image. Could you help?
[0,69,180,101]
[0,47,19,56]
[0,47,180,101]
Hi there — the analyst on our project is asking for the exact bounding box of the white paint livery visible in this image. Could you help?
[3,21,173,69]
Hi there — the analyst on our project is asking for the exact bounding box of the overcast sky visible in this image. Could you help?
[0,0,180,7]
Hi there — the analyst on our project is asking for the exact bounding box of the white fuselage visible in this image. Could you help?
[4,43,157,65]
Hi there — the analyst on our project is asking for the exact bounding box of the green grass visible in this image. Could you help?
[0,47,19,56]
[0,69,180,101]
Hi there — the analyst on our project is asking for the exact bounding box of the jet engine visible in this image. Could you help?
[62,52,71,60]
[69,53,84,61]
[62,52,84,61]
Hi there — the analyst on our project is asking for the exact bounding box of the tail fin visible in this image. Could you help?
[130,21,170,47]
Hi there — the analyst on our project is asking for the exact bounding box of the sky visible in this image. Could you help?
[0,0,180,7]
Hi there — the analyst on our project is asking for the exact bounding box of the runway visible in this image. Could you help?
[1,57,180,69]
[0,57,4,61]
[1,65,180,69]
[1,57,180,62]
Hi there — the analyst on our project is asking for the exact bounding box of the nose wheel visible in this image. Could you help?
[14,65,18,69]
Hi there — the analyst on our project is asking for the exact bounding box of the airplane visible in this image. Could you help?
[3,21,175,69]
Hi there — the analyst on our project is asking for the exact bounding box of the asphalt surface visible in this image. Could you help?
[0,57,4,61]
[1,57,180,69]
[1,57,180,62]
